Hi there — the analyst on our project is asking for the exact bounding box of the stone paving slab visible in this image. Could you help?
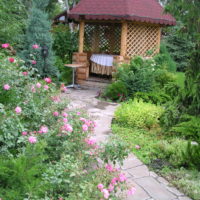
[135,177,176,200]
[64,88,192,200]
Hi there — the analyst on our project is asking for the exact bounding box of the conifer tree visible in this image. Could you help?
[22,0,58,77]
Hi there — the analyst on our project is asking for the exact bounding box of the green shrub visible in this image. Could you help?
[116,57,155,95]
[115,99,164,129]
[0,142,47,200]
[133,91,171,105]
[104,81,128,101]
[154,139,188,167]
[172,115,200,169]
[154,42,177,72]
[52,24,78,63]
[160,102,181,130]
[164,26,194,72]
[164,82,181,98]
[154,69,176,89]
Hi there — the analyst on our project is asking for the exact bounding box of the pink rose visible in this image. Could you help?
[127,187,136,195]
[63,118,68,123]
[22,131,28,136]
[28,136,37,144]
[2,43,10,48]
[15,106,22,114]
[3,84,10,90]
[44,77,52,84]
[77,112,81,115]
[22,72,28,76]
[85,138,96,146]
[97,184,104,191]
[102,189,110,199]
[31,60,37,65]
[44,85,49,90]
[80,117,86,123]
[119,173,127,182]
[108,184,114,192]
[8,57,15,63]
[39,126,48,134]
[32,44,39,49]
[105,164,114,172]
[64,124,73,132]
[36,83,41,88]
[111,177,118,185]
[53,111,59,117]
[82,124,88,132]
[135,145,141,150]
[62,112,68,117]
[31,86,36,93]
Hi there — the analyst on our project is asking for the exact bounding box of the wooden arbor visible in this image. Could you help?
[68,0,176,83]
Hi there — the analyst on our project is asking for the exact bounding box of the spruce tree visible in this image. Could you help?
[22,0,58,77]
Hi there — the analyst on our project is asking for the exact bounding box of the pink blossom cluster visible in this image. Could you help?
[51,96,61,103]
[44,77,52,84]
[2,43,10,48]
[38,126,49,134]
[3,84,10,90]
[105,164,118,173]
[15,106,22,114]
[97,184,110,199]
[21,125,49,144]
[80,117,96,132]
[8,57,15,63]
[30,82,51,93]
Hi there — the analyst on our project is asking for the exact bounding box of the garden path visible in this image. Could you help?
[62,88,191,200]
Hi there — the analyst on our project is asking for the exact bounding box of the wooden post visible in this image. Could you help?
[79,21,85,53]
[120,21,128,57]
[157,27,161,53]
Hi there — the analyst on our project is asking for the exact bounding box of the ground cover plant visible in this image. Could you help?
[0,44,135,200]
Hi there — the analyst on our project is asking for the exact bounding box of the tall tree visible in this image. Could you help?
[21,0,58,77]
[163,0,200,114]
[0,0,26,46]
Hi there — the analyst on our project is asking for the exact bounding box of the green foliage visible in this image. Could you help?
[115,99,164,129]
[180,45,200,115]
[161,168,200,200]
[172,115,200,169]
[154,42,177,72]
[52,24,78,63]
[99,136,129,165]
[160,102,181,130]
[103,81,127,101]
[172,115,200,140]
[164,82,181,98]
[164,25,194,72]
[154,69,176,89]
[0,142,47,200]
[115,57,155,94]
[133,91,171,105]
[21,0,58,77]
[0,0,26,46]
[52,24,78,83]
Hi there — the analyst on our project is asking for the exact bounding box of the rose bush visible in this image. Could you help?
[0,45,134,199]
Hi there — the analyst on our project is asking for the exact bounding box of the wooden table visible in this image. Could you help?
[64,64,84,88]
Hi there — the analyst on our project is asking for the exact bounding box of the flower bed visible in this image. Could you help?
[0,44,134,200]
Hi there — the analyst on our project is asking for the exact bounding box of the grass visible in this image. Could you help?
[112,123,200,200]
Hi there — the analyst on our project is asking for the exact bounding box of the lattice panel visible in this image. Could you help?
[84,23,121,54]
[126,23,160,57]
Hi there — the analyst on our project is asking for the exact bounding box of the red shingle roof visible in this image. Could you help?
[68,0,176,26]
